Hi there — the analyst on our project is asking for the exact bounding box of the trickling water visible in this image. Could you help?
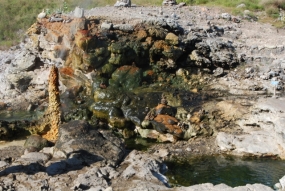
[165,155,285,188]
[125,137,158,151]
[0,110,44,122]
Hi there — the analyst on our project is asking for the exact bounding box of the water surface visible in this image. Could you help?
[165,155,285,188]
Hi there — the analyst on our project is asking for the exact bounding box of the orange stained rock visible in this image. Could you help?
[153,40,167,50]
[117,65,140,74]
[189,111,202,124]
[59,67,74,77]
[154,114,183,137]
[136,30,148,41]
[155,103,171,110]
[42,65,61,142]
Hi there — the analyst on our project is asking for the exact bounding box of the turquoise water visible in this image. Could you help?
[165,155,285,188]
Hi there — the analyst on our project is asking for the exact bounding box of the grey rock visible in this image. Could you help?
[46,161,67,175]
[73,167,109,190]
[54,120,126,166]
[221,13,231,20]
[10,52,36,73]
[24,134,49,152]
[213,67,224,77]
[21,152,51,163]
[101,22,113,30]
[0,161,8,168]
[113,24,133,32]
[114,0,131,7]
[74,7,84,18]
[244,10,251,16]
[178,2,186,7]
[162,0,176,6]
[245,67,254,74]
[279,175,285,189]
[6,72,33,92]
[178,183,273,191]
[49,17,63,22]
[121,150,168,184]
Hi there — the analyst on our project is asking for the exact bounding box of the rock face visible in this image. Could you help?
[216,97,285,159]
[54,120,126,166]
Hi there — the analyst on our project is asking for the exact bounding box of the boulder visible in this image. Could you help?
[109,65,142,90]
[113,24,134,32]
[74,7,84,18]
[21,152,51,163]
[165,33,179,46]
[24,134,49,152]
[101,22,113,30]
[213,67,224,77]
[114,0,131,7]
[113,150,169,189]
[162,0,176,6]
[6,72,33,92]
[54,120,126,166]
[221,13,231,20]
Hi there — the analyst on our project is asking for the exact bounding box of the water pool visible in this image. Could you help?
[165,155,285,188]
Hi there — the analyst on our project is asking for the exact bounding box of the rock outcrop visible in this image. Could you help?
[1,4,285,190]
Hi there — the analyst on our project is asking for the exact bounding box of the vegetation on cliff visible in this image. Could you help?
[0,0,284,49]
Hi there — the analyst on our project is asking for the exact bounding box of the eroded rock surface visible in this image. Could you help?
[0,4,285,191]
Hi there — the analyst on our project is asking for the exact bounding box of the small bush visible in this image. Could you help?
[266,5,280,18]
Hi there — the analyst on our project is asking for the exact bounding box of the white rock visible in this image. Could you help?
[104,187,113,191]
[221,13,231,20]
[21,152,51,163]
[74,7,84,18]
[236,3,246,9]
[0,161,8,168]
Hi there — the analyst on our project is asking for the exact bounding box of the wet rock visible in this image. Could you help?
[137,127,178,142]
[109,65,142,90]
[54,120,126,166]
